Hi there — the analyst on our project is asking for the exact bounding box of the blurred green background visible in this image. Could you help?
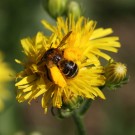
[0,0,135,135]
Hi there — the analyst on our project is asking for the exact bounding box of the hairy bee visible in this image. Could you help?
[40,31,78,80]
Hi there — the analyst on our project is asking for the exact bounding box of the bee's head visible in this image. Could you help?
[40,48,62,66]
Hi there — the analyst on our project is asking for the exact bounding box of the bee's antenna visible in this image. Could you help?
[57,31,72,49]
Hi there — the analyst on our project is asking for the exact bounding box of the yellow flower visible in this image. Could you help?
[0,52,15,111]
[15,16,120,113]
[41,16,121,66]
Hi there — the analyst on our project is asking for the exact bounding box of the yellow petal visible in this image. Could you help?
[15,75,36,86]
[15,59,24,65]
[90,28,113,39]
[41,20,55,32]
[35,32,45,45]
[21,38,35,56]
[22,85,33,92]
[34,88,46,99]
[93,87,106,99]
[24,91,32,100]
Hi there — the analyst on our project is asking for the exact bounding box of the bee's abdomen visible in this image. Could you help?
[60,60,78,78]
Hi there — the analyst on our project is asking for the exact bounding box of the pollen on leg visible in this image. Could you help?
[50,66,67,88]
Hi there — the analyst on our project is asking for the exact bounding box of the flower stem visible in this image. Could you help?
[72,99,93,135]
[72,111,87,135]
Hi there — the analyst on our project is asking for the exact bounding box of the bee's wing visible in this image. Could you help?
[58,31,72,48]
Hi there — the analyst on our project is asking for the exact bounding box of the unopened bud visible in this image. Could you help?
[63,95,83,110]
[43,0,67,18]
[105,62,128,89]
[67,1,81,20]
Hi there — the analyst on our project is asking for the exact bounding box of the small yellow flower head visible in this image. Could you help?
[105,61,127,87]
[15,16,121,113]
[43,0,67,18]
[0,51,15,112]
[67,1,82,20]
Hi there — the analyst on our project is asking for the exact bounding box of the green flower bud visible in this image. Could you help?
[67,1,82,20]
[51,96,83,119]
[43,0,67,18]
[105,61,128,89]
[63,95,83,110]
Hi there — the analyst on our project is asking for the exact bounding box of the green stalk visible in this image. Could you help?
[72,99,93,135]
[72,111,87,135]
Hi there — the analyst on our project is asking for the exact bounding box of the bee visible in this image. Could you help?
[40,31,78,80]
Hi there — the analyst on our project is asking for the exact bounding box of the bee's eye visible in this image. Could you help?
[46,48,55,55]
